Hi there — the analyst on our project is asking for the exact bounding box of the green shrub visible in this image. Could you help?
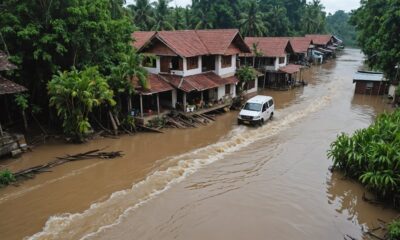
[388,219,400,240]
[0,169,16,186]
[48,67,115,141]
[328,110,400,200]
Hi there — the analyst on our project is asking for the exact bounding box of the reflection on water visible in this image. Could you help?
[326,171,396,239]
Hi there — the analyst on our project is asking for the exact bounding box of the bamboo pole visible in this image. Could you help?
[157,93,160,115]
[140,94,143,118]
[183,92,187,112]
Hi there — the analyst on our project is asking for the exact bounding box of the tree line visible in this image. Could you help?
[128,0,327,36]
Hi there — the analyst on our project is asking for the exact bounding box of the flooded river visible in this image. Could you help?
[1,49,398,240]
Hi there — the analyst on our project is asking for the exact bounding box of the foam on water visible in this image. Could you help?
[27,83,338,240]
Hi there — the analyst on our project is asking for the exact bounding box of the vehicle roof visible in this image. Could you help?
[246,95,273,104]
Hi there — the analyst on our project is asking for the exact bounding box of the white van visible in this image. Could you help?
[237,95,274,126]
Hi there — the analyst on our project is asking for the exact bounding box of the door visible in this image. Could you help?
[160,56,171,73]
[262,102,268,120]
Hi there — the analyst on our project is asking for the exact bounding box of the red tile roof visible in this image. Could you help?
[288,37,313,53]
[160,72,237,93]
[132,73,174,95]
[133,29,250,57]
[132,31,156,49]
[279,64,302,74]
[244,37,290,57]
[305,34,333,46]
[0,51,17,71]
[0,76,27,95]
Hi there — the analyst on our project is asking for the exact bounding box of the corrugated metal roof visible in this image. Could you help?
[0,76,27,95]
[133,29,251,57]
[353,71,385,82]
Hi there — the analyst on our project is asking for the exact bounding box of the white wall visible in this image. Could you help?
[217,86,225,100]
[183,57,202,77]
[171,89,177,109]
[215,55,236,77]
[243,77,258,95]
[144,57,160,74]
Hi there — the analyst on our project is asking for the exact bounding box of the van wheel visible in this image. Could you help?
[259,119,264,126]
[270,112,274,120]
[237,119,242,125]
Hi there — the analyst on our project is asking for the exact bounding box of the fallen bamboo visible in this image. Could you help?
[13,149,123,179]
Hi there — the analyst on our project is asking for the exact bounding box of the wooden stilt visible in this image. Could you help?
[0,122,3,136]
[157,93,160,115]
[140,94,144,118]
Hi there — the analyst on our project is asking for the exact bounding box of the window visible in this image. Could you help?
[279,57,285,64]
[221,55,232,68]
[366,82,373,89]
[262,103,267,112]
[225,84,231,95]
[187,57,198,70]
[268,99,274,106]
[171,57,183,70]
[143,56,156,68]
[243,102,262,111]
[266,58,275,65]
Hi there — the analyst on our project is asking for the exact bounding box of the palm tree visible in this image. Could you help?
[127,0,156,31]
[239,0,267,37]
[152,0,174,30]
[265,6,290,36]
[300,0,326,34]
[194,9,214,29]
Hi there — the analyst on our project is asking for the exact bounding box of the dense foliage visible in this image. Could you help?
[326,10,357,47]
[237,66,257,94]
[388,219,400,240]
[0,0,133,110]
[350,0,400,81]
[127,0,328,36]
[48,67,115,141]
[328,110,400,201]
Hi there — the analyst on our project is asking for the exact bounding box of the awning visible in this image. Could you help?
[0,76,27,95]
[161,72,238,93]
[353,71,385,82]
[279,64,302,74]
[132,74,174,95]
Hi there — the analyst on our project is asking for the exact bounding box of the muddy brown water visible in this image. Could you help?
[1,49,398,240]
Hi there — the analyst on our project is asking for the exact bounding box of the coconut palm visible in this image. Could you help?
[239,0,267,37]
[152,0,174,30]
[127,0,156,31]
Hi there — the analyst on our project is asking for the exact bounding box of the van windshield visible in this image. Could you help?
[243,102,262,111]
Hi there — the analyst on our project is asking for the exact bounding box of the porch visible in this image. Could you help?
[260,64,305,90]
[131,74,175,125]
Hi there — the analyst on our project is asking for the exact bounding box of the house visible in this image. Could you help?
[287,37,314,64]
[353,71,388,95]
[242,37,304,90]
[131,29,251,119]
[0,51,28,157]
[305,34,343,60]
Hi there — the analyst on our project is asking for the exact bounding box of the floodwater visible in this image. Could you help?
[0,49,398,240]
